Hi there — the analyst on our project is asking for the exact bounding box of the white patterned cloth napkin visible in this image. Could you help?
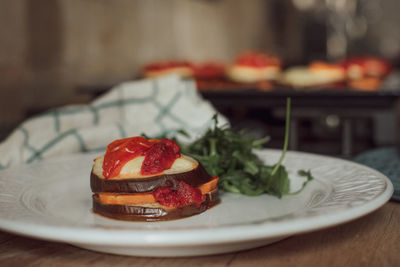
[0,75,227,169]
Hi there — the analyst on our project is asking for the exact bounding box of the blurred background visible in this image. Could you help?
[1,0,399,157]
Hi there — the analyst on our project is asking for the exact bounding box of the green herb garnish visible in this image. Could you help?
[145,98,313,197]
[180,98,313,198]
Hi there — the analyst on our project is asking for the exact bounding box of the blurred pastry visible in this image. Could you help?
[227,51,282,83]
[341,56,392,80]
[279,62,345,88]
[341,56,392,91]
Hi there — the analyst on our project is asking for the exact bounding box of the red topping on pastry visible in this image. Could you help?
[341,56,392,78]
[235,52,281,68]
[193,62,226,79]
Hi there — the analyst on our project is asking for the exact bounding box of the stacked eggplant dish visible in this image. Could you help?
[91,137,219,221]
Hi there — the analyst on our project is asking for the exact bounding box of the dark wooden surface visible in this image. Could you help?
[0,201,398,267]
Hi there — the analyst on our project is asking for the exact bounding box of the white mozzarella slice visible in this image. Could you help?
[93,154,197,179]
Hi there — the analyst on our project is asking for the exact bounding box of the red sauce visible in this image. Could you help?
[102,137,181,179]
[153,181,206,208]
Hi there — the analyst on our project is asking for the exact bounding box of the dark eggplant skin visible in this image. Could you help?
[91,163,213,193]
[92,190,219,221]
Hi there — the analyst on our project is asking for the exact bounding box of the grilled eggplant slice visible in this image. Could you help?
[91,163,212,193]
[92,190,219,221]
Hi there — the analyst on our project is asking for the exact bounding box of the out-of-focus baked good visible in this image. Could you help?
[341,56,392,80]
[227,52,282,83]
[279,61,346,88]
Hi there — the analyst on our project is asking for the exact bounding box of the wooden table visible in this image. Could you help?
[0,201,398,267]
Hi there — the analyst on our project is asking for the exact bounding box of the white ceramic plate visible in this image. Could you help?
[0,150,393,257]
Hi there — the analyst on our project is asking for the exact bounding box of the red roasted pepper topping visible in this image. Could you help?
[153,181,206,208]
[102,137,181,179]
[141,138,180,175]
